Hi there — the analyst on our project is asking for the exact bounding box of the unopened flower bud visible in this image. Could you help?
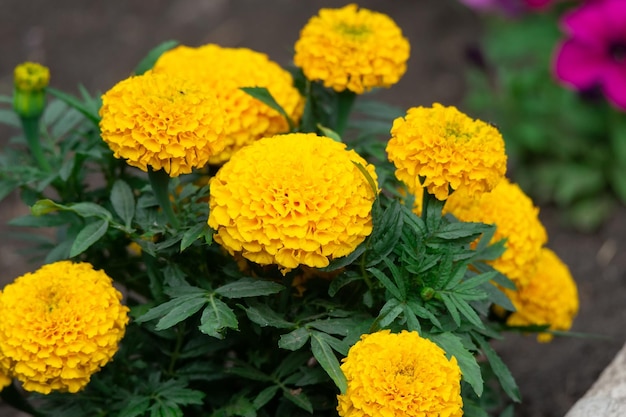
[13,62,50,119]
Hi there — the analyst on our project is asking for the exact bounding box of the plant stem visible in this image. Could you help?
[21,116,51,172]
[334,90,357,137]
[148,167,180,229]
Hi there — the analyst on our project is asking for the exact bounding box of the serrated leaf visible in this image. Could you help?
[69,202,113,221]
[366,200,404,266]
[228,364,272,382]
[111,180,135,228]
[430,332,483,397]
[215,278,284,298]
[456,271,498,292]
[241,87,294,130]
[473,334,521,402]
[402,304,421,332]
[317,124,342,142]
[253,385,280,410]
[282,388,313,413]
[47,87,100,125]
[155,297,207,330]
[440,293,461,327]
[450,296,484,329]
[198,297,238,339]
[310,332,347,393]
[368,267,402,300]
[70,219,108,257]
[278,327,310,351]
[134,40,179,75]
[245,302,294,329]
[434,221,490,241]
[180,223,207,252]
[328,273,362,296]
[375,298,403,328]
[119,397,151,417]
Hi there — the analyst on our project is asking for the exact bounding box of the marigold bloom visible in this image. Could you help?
[208,133,377,272]
[445,178,547,288]
[154,44,303,163]
[387,103,507,201]
[553,0,626,110]
[505,248,579,342]
[14,62,50,92]
[99,71,226,176]
[0,261,129,394]
[294,4,410,94]
[337,330,463,417]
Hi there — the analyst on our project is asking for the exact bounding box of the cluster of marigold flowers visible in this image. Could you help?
[3,3,580,416]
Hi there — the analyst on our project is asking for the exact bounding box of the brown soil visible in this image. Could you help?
[1,1,625,416]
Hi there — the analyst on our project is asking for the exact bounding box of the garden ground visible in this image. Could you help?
[1,1,625,416]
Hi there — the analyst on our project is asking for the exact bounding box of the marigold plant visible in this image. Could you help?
[208,133,377,272]
[0,261,129,394]
[99,70,226,176]
[386,103,507,201]
[0,4,582,416]
[337,330,463,417]
[505,248,579,342]
[294,3,410,94]
[154,44,303,163]
[445,178,548,288]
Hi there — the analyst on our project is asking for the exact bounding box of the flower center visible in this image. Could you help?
[335,23,371,38]
[609,41,626,63]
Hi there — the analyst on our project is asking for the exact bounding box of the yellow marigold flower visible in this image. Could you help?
[294,4,410,94]
[153,44,303,164]
[505,248,579,342]
[0,261,129,394]
[445,178,548,288]
[14,62,50,92]
[99,71,226,177]
[337,330,463,417]
[208,133,377,273]
[387,103,507,201]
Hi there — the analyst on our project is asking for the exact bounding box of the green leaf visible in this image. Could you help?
[47,87,100,125]
[449,296,484,329]
[352,161,378,198]
[198,297,238,339]
[111,180,135,228]
[310,332,348,393]
[473,334,521,402]
[70,219,109,257]
[241,87,294,130]
[215,278,284,298]
[430,332,483,397]
[278,327,310,351]
[440,293,461,327]
[375,298,403,328]
[317,124,342,142]
[227,364,272,382]
[0,109,20,127]
[253,386,280,410]
[58,157,75,182]
[307,318,355,337]
[282,388,313,413]
[180,223,208,252]
[402,304,421,332]
[134,40,179,75]
[366,199,404,266]
[328,272,363,296]
[119,397,151,417]
[136,290,206,323]
[434,221,490,242]
[155,297,207,331]
[0,180,18,203]
[368,267,402,300]
[245,302,294,329]
[69,202,113,221]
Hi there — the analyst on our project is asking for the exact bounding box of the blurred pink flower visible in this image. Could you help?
[458,0,557,15]
[554,0,626,109]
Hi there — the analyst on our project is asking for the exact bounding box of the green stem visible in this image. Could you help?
[334,90,357,137]
[148,167,180,229]
[21,116,51,172]
[167,323,186,375]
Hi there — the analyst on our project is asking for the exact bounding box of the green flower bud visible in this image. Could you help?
[13,62,50,119]
[420,286,436,301]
